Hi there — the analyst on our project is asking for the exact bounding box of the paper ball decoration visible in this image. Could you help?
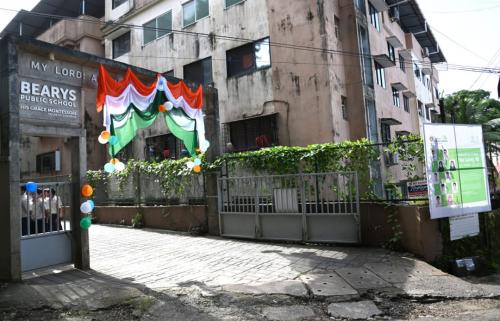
[100,131,111,140]
[110,158,120,165]
[81,184,93,197]
[80,201,92,214]
[193,165,201,173]
[98,135,109,144]
[109,136,119,145]
[104,163,115,173]
[165,101,173,110]
[80,216,92,230]
[87,200,95,210]
[194,158,202,165]
[186,161,195,169]
[158,104,167,113]
[26,182,37,193]
[114,162,126,172]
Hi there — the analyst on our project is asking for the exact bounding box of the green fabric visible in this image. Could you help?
[164,109,197,157]
[108,91,198,158]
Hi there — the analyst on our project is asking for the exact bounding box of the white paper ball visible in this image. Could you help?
[115,162,126,172]
[98,135,109,144]
[80,201,92,214]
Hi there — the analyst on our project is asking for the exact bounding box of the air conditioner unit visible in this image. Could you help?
[389,6,400,22]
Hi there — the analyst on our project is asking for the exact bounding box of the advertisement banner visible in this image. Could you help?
[423,124,491,219]
[407,180,428,199]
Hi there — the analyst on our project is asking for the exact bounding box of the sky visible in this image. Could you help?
[0,0,498,98]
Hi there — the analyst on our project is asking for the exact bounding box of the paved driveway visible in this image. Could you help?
[88,224,498,300]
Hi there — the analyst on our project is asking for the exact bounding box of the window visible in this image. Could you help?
[375,62,385,88]
[369,3,380,31]
[417,100,423,117]
[163,70,174,77]
[387,42,395,63]
[392,87,400,107]
[366,99,378,143]
[334,16,341,39]
[403,95,409,112]
[227,38,271,77]
[145,134,181,161]
[229,114,278,152]
[112,32,130,59]
[425,106,431,121]
[226,0,244,7]
[381,123,391,143]
[36,151,58,174]
[413,63,421,81]
[183,57,213,86]
[112,0,128,9]
[399,54,405,71]
[358,25,373,87]
[183,0,209,27]
[355,0,366,15]
[341,96,348,120]
[143,12,172,45]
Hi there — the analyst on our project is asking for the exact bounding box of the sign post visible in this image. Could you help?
[423,124,491,219]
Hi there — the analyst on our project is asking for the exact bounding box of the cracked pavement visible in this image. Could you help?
[1,224,499,320]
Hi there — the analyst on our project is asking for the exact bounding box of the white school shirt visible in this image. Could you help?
[32,196,45,220]
[21,193,32,218]
[44,196,62,215]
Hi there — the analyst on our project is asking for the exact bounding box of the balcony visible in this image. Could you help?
[37,15,103,49]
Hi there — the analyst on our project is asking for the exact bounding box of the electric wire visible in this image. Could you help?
[1,7,499,75]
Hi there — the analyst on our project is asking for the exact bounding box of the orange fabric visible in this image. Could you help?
[167,81,203,109]
[96,64,204,112]
[96,65,158,112]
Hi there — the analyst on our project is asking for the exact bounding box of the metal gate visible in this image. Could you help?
[20,182,73,272]
[218,172,360,243]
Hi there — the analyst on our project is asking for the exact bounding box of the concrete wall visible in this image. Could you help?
[361,203,443,262]
[94,205,207,231]
[103,0,360,148]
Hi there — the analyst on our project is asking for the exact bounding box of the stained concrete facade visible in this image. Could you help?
[102,0,445,189]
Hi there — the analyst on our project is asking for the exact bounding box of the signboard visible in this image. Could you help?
[423,124,491,219]
[17,52,97,127]
[407,180,428,199]
[449,213,480,241]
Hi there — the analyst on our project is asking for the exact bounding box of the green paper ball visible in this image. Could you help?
[80,216,92,230]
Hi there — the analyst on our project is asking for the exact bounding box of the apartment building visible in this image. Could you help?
[102,0,445,191]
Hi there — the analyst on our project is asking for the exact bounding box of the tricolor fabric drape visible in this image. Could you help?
[96,65,207,157]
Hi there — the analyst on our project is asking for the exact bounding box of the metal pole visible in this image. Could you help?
[82,0,86,15]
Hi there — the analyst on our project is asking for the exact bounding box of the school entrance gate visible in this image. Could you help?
[218,172,360,243]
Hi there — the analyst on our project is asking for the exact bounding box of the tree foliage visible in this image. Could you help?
[444,90,500,142]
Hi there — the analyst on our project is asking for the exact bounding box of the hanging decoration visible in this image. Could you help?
[80,183,95,230]
[96,65,210,173]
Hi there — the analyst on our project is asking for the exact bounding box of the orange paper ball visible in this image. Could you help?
[158,104,166,113]
[110,158,120,165]
[193,165,201,173]
[100,131,111,140]
[81,184,93,197]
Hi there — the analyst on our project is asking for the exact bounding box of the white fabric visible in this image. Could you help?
[102,76,206,148]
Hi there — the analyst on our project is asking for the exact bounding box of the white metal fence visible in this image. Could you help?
[218,172,360,243]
